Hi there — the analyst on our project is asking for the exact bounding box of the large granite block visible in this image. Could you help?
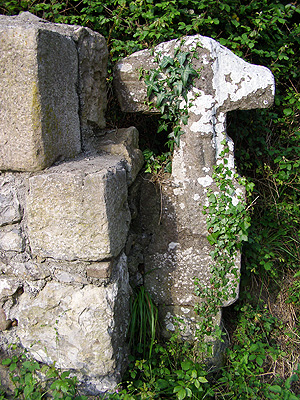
[0,19,81,171]
[27,155,130,261]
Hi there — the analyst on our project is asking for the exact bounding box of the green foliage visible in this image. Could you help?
[0,1,300,399]
[143,44,199,174]
[108,335,212,400]
[215,301,299,399]
[1,346,86,400]
[287,271,300,306]
[194,138,253,354]
[109,300,300,400]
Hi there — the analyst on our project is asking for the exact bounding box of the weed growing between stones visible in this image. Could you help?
[127,286,158,359]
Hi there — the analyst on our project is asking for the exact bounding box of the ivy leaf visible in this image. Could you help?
[156,92,165,107]
[157,122,169,133]
[146,81,159,98]
[173,80,183,96]
[160,55,174,69]
[177,51,189,66]
[181,64,198,87]
[207,233,219,245]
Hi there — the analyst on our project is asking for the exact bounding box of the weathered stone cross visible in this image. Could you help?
[114,35,274,338]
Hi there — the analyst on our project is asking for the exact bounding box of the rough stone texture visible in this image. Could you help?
[74,25,108,141]
[27,155,131,261]
[0,16,133,395]
[13,253,130,394]
[115,35,275,335]
[0,15,81,171]
[89,126,144,185]
[10,12,108,140]
[114,35,274,113]
[0,226,24,252]
[0,12,108,171]
[0,182,21,226]
[86,260,113,279]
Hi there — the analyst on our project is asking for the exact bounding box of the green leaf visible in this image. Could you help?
[173,80,183,96]
[156,92,165,107]
[181,64,198,87]
[256,356,264,366]
[146,81,159,98]
[160,55,174,69]
[9,363,17,372]
[181,360,192,370]
[177,51,189,66]
[269,385,282,394]
[155,379,169,389]
[175,387,186,400]
[198,376,208,383]
[283,108,293,116]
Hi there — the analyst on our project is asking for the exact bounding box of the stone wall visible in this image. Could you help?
[0,12,275,395]
[0,12,143,395]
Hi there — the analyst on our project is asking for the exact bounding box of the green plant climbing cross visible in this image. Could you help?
[195,136,254,354]
[143,42,200,174]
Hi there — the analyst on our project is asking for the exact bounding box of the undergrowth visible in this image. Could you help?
[0,0,300,399]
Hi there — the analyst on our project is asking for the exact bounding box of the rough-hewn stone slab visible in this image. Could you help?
[0,18,81,171]
[0,12,109,171]
[27,155,130,261]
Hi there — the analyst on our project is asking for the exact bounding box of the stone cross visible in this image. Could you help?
[114,35,275,338]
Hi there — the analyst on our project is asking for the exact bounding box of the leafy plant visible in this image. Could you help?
[1,347,86,400]
[143,43,199,174]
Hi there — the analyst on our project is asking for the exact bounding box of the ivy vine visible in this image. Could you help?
[143,43,200,174]
[194,137,254,354]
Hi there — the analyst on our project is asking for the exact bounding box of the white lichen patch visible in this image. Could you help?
[197,175,213,187]
[164,312,175,331]
[173,187,185,196]
[212,45,275,106]
[117,62,132,72]
[168,242,179,251]
[0,278,10,294]
[193,193,200,201]
[181,307,190,314]
[188,91,215,117]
